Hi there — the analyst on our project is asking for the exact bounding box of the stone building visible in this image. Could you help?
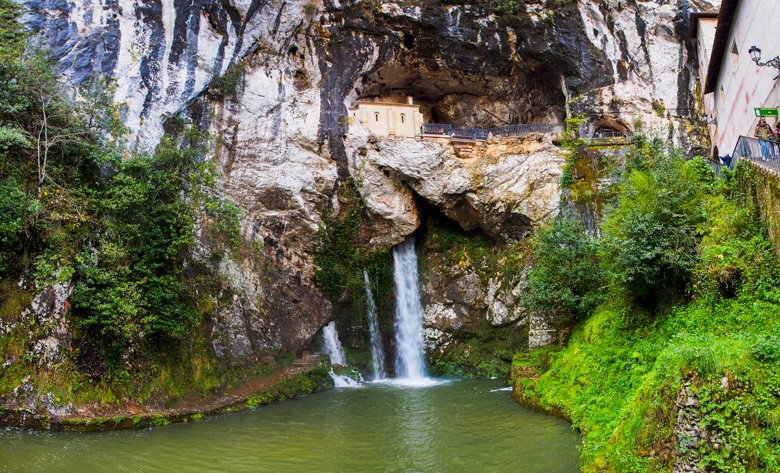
[691,0,780,158]
[349,97,424,138]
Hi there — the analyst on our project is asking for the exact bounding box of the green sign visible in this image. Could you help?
[754,107,779,117]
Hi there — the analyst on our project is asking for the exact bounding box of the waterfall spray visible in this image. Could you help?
[322,322,359,387]
[363,270,386,380]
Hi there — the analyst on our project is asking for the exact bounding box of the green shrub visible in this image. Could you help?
[525,216,605,321]
[314,177,391,314]
[69,132,238,361]
[600,156,713,308]
[0,178,30,272]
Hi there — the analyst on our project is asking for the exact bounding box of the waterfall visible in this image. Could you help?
[363,270,386,380]
[392,236,428,381]
[322,321,346,366]
[322,322,359,387]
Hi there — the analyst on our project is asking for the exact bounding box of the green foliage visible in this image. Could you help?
[526,217,605,321]
[209,63,245,99]
[427,330,521,379]
[314,178,392,334]
[515,138,780,471]
[600,156,715,308]
[0,178,30,272]
[69,132,236,360]
[0,0,25,59]
[0,17,241,377]
[245,367,333,408]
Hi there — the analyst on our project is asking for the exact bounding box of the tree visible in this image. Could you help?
[526,217,605,321]
[600,155,714,307]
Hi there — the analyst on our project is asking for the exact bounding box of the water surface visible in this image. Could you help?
[0,380,579,473]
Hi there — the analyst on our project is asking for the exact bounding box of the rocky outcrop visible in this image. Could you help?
[347,131,566,241]
[420,254,531,334]
[673,379,726,473]
[0,280,72,372]
[204,257,331,367]
[22,0,316,148]
[573,0,718,150]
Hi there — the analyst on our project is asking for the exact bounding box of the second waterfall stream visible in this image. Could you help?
[363,270,386,380]
[322,322,359,387]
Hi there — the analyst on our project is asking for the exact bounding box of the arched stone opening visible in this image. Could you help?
[589,117,631,138]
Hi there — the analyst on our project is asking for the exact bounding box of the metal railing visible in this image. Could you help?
[488,123,564,136]
[592,130,630,138]
[729,135,780,173]
[451,127,489,140]
[420,123,562,140]
[420,124,453,136]
[583,132,633,143]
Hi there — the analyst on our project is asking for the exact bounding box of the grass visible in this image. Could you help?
[514,295,780,472]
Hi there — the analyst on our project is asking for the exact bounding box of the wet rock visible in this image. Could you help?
[487,276,529,326]
[528,312,558,349]
[347,127,420,246]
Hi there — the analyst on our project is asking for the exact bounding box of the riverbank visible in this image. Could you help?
[511,297,780,472]
[0,362,333,431]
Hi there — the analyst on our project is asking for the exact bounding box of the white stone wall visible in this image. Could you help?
[350,102,423,138]
[704,0,780,157]
[696,18,718,92]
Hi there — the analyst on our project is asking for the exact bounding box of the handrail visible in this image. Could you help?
[728,135,780,172]
[420,123,563,140]
[420,124,453,136]
[591,130,632,138]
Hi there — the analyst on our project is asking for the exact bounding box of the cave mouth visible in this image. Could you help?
[353,59,566,129]
[403,33,415,49]
[412,192,498,249]
[589,116,632,137]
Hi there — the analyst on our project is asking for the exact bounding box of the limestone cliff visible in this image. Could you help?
[17,0,717,374]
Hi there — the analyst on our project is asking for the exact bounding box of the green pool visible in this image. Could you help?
[0,379,579,472]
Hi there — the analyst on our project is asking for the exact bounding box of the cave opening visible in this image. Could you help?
[589,117,631,138]
[412,192,497,249]
[352,60,566,129]
[403,33,415,49]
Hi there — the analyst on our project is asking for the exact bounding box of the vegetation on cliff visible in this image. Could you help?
[314,177,393,361]
[0,5,242,404]
[515,143,780,471]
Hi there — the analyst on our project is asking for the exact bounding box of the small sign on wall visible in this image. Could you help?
[754,107,779,117]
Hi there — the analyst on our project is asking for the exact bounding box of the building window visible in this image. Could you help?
[374,112,380,122]
[400,113,406,123]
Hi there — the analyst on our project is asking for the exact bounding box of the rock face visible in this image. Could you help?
[347,131,566,241]
[573,0,719,150]
[21,0,717,368]
[181,24,336,365]
[205,257,331,366]
[420,253,530,345]
[22,0,311,148]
